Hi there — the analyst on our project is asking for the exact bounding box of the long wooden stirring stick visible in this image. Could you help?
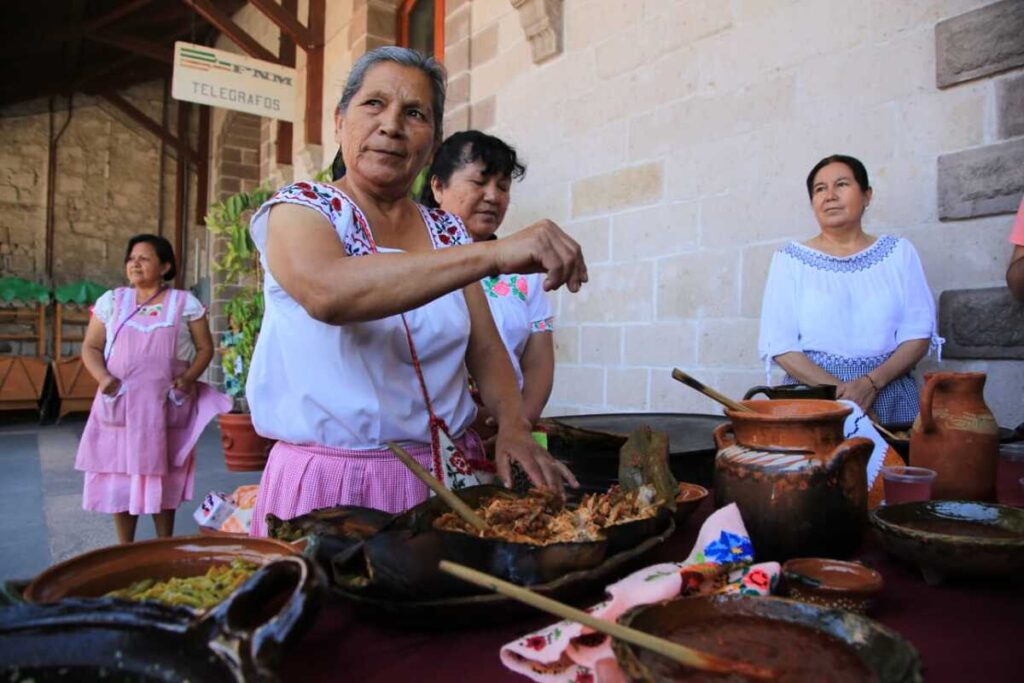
[439,560,777,681]
[672,368,899,441]
[672,368,753,413]
[386,441,488,532]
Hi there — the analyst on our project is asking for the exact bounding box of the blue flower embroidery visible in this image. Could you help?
[703,531,753,563]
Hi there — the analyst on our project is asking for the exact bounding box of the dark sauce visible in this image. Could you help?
[638,615,876,682]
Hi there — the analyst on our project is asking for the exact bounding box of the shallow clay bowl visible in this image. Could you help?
[613,594,920,683]
[673,482,708,525]
[782,558,883,613]
[23,534,299,604]
[869,501,1024,585]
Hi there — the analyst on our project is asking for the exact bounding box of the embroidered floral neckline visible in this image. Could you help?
[782,234,899,273]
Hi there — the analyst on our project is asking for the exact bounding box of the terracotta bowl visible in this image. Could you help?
[23,535,299,604]
[613,595,921,683]
[870,501,1024,585]
[673,482,708,525]
[782,558,883,614]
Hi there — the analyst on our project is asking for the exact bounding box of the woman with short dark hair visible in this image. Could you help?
[76,234,229,543]
[423,131,553,439]
[758,154,941,424]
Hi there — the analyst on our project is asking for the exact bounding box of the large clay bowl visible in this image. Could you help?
[613,595,921,682]
[23,535,299,604]
[5,556,323,682]
[869,501,1024,584]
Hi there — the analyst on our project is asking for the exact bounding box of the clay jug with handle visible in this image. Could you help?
[910,372,998,501]
[713,399,873,562]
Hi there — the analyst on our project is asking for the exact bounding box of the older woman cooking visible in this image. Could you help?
[758,154,941,424]
[247,47,584,535]
[422,131,554,436]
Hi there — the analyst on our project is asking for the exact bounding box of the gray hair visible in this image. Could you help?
[338,46,447,143]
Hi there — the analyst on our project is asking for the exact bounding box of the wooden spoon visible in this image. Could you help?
[440,560,777,681]
[386,442,487,533]
[672,369,898,441]
[671,369,753,413]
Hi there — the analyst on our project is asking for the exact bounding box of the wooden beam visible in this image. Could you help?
[196,105,211,226]
[248,0,314,48]
[275,0,297,166]
[181,0,279,64]
[0,0,155,58]
[98,91,197,164]
[88,31,174,65]
[305,0,325,146]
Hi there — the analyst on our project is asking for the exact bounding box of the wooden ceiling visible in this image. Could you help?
[0,0,247,107]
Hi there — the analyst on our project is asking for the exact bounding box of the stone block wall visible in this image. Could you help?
[0,81,196,357]
[457,0,1022,425]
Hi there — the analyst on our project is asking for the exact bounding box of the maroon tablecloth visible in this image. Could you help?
[283,499,1024,682]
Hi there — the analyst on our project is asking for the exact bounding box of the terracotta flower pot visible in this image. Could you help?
[910,372,998,501]
[218,412,274,472]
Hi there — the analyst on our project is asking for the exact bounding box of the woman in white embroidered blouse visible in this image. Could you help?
[423,131,555,443]
[757,154,941,424]
[246,48,585,531]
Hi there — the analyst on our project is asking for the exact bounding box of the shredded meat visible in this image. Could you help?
[434,485,660,546]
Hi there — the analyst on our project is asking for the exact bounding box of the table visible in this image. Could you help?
[284,499,1024,682]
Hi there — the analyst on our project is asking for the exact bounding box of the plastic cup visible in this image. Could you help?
[996,443,1024,506]
[882,466,937,505]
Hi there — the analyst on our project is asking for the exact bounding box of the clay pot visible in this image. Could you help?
[218,412,274,472]
[910,372,998,501]
[713,400,873,561]
[782,558,883,614]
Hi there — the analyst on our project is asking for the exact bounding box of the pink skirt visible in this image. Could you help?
[82,450,196,515]
[249,434,485,537]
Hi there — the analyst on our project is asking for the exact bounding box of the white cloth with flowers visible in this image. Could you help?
[499,504,780,682]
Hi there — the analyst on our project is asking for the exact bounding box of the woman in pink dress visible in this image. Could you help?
[76,234,230,543]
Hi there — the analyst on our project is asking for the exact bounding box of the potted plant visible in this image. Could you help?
[206,186,275,471]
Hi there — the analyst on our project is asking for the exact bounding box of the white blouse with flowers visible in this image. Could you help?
[245,181,479,450]
[482,272,554,390]
[757,234,941,379]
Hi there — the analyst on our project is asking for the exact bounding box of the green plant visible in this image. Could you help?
[206,168,332,409]
[206,186,273,409]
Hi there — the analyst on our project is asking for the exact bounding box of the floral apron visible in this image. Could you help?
[75,287,231,477]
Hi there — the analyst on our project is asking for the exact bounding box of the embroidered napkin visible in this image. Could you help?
[838,400,904,509]
[499,503,780,683]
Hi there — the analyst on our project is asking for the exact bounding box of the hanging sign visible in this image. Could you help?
[172,41,296,121]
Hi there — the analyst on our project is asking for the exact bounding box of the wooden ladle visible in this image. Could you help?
[386,442,487,532]
[440,560,778,681]
[671,368,901,440]
[671,369,753,413]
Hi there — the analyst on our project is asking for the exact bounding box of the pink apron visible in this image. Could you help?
[76,287,231,514]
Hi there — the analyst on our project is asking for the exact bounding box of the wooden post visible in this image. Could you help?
[305,0,325,147]
[53,303,63,361]
[174,99,189,288]
[38,302,47,359]
[277,0,297,166]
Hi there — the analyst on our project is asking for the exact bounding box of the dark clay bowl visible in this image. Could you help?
[613,595,921,683]
[4,556,323,682]
[869,501,1024,585]
[23,535,300,603]
[673,482,708,525]
[782,558,883,614]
